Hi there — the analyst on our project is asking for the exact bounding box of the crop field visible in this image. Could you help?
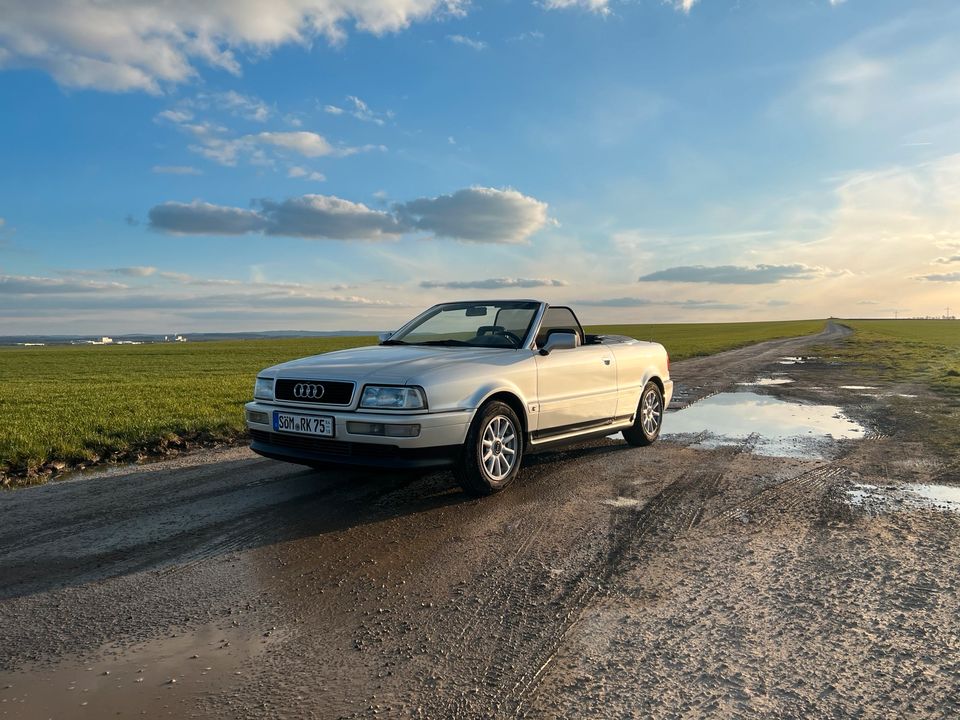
[823,319,960,461]
[834,319,960,394]
[0,320,825,484]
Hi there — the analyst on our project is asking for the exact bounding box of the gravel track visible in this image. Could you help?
[3,322,959,719]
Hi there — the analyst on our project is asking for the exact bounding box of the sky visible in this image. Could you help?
[1,0,959,334]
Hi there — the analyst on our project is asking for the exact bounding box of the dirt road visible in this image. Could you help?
[2,323,959,719]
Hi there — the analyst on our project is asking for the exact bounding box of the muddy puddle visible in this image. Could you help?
[0,622,277,719]
[846,483,960,514]
[778,356,816,365]
[662,391,866,459]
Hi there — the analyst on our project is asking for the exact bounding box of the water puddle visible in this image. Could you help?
[662,391,866,459]
[778,356,816,365]
[0,622,280,718]
[737,378,795,386]
[846,483,960,514]
[840,385,877,390]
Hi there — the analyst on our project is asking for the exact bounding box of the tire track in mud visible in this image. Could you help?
[431,494,600,719]
[706,464,854,528]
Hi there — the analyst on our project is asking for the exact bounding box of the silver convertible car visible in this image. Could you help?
[246,300,673,495]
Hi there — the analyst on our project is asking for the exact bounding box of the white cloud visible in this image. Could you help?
[255,131,334,158]
[672,0,699,13]
[0,274,127,293]
[0,0,467,93]
[147,186,553,243]
[288,166,327,181]
[107,266,157,277]
[420,277,566,289]
[259,195,405,239]
[541,0,610,14]
[325,95,393,125]
[783,16,960,131]
[206,90,271,122]
[916,272,960,282]
[508,31,544,42]
[148,201,267,235]
[447,34,486,51]
[155,109,194,124]
[148,195,402,240]
[576,297,745,311]
[395,187,551,244]
[152,165,202,175]
[156,110,380,166]
[637,264,831,284]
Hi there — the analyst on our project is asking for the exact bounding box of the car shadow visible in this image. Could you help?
[0,438,639,601]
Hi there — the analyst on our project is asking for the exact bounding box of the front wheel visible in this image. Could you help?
[453,401,523,496]
[622,381,664,447]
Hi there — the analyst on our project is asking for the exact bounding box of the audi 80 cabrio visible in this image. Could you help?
[246,300,673,495]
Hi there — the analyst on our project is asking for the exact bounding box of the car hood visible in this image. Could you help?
[264,344,520,384]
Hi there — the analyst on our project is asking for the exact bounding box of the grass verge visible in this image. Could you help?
[1,319,825,486]
[827,319,960,463]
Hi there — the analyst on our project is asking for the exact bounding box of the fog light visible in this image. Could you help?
[347,422,420,437]
[385,424,421,438]
[247,410,269,424]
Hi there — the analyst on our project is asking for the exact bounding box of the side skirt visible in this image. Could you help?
[526,415,634,453]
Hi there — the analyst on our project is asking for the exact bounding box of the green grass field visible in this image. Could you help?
[827,319,960,461]
[0,320,825,485]
[834,319,960,395]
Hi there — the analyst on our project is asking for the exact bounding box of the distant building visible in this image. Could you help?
[175,335,187,342]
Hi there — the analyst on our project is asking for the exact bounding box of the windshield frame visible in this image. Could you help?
[387,300,545,350]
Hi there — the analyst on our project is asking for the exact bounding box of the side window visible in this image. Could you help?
[535,307,583,347]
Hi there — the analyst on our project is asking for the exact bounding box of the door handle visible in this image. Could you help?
[602,358,611,365]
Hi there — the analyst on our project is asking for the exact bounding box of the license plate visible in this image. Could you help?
[273,411,334,437]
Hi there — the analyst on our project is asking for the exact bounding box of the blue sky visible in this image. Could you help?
[1,0,959,333]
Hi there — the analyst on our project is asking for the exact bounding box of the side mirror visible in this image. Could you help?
[378,331,393,343]
[539,331,578,355]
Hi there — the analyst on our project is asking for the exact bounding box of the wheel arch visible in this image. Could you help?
[473,388,529,439]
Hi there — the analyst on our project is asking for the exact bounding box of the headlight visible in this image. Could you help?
[254,376,274,400]
[359,385,426,410]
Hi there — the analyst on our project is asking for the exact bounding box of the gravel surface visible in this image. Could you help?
[2,322,958,719]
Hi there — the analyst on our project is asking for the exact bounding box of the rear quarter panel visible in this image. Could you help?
[608,340,670,418]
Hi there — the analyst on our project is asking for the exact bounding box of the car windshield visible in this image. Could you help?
[387,301,540,349]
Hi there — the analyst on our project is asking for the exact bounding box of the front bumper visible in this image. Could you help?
[244,401,473,469]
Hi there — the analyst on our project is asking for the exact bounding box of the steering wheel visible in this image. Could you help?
[476,325,522,346]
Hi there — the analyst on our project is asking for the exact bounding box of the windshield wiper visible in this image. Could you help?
[413,339,473,347]
[380,339,408,345]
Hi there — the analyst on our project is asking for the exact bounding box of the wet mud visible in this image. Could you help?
[2,322,959,719]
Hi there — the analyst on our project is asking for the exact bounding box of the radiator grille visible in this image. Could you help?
[274,379,354,405]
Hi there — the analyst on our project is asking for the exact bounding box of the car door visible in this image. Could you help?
[532,307,618,434]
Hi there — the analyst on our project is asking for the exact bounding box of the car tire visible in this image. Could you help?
[622,381,664,447]
[453,401,524,496]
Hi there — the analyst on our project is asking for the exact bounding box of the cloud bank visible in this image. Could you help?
[420,277,566,289]
[638,264,826,284]
[0,0,466,93]
[395,188,550,244]
[149,187,551,243]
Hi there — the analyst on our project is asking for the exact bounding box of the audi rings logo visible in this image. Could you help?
[293,383,325,400]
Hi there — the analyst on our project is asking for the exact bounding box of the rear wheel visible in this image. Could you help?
[453,401,523,496]
[622,381,663,447]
